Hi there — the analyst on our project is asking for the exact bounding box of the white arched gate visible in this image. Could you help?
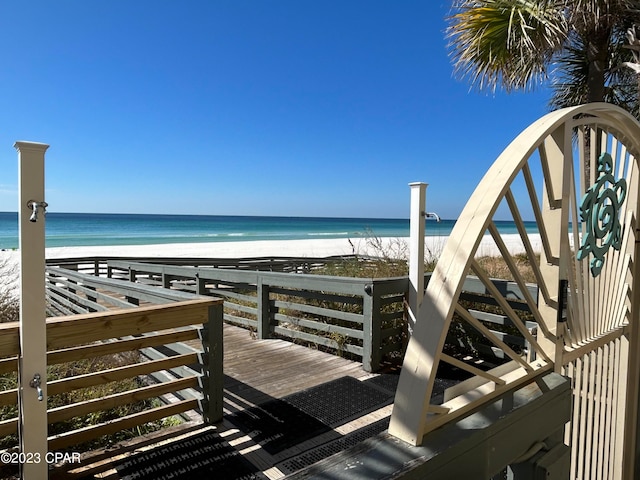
[389,103,640,479]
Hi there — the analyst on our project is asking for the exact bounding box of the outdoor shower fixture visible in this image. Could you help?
[27,200,48,223]
[425,211,441,222]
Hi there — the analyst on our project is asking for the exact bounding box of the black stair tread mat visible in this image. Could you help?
[226,376,393,456]
[283,376,393,426]
[114,429,266,480]
[226,399,332,455]
[276,418,391,475]
[363,371,465,404]
[362,373,400,395]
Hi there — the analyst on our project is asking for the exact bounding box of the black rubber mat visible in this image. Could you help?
[276,418,390,475]
[226,399,332,455]
[115,429,266,480]
[363,373,400,394]
[284,376,393,426]
[364,372,461,404]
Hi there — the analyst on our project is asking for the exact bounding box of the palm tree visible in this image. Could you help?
[447,0,640,118]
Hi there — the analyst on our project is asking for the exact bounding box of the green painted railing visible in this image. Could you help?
[103,260,406,372]
[46,257,538,373]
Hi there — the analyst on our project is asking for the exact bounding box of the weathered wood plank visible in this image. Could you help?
[0,388,17,407]
[48,399,198,451]
[47,328,200,366]
[222,323,368,399]
[47,299,218,349]
[46,284,109,312]
[47,276,133,309]
[272,299,364,324]
[46,267,198,304]
[0,356,18,374]
[0,322,19,358]
[269,286,363,305]
[48,353,198,396]
[224,314,257,328]
[0,418,17,438]
[272,314,363,340]
[46,289,93,314]
[48,377,199,424]
[271,325,363,356]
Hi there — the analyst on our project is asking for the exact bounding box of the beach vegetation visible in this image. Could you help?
[318,232,410,278]
[475,252,538,284]
[0,257,19,324]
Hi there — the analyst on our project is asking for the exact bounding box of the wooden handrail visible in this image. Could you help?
[0,297,224,454]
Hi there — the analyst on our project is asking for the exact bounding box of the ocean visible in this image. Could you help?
[0,212,539,250]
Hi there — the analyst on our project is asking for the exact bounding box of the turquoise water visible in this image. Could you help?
[0,212,539,250]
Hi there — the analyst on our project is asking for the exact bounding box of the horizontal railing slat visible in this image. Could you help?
[0,418,17,439]
[47,376,199,425]
[208,289,256,303]
[47,300,214,349]
[48,353,198,396]
[47,328,200,366]
[46,276,131,308]
[224,314,257,328]
[272,315,364,340]
[46,287,105,313]
[272,325,364,356]
[226,302,257,316]
[46,266,197,303]
[108,261,374,296]
[269,286,363,305]
[48,398,199,452]
[272,299,364,325]
[0,323,19,358]
[0,357,18,375]
[0,389,17,408]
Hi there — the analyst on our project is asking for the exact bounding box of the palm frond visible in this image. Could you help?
[447,0,567,92]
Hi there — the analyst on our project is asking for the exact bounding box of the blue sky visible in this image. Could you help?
[0,1,551,219]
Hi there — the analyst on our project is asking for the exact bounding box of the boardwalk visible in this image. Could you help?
[51,323,399,480]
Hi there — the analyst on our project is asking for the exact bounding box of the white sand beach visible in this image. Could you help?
[37,233,544,260]
[0,234,542,295]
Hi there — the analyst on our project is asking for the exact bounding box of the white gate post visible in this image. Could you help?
[16,141,49,480]
[408,182,427,333]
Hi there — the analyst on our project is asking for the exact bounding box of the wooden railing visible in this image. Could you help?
[46,255,357,277]
[45,257,539,374]
[104,260,407,372]
[0,297,223,453]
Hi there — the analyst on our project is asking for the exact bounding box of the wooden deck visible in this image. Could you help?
[50,323,398,480]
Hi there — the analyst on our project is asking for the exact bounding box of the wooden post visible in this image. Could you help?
[16,141,49,480]
[196,273,207,295]
[125,268,139,306]
[257,276,270,339]
[362,284,382,372]
[408,182,427,334]
[199,302,224,424]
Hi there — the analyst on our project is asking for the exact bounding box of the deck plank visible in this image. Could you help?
[221,323,371,400]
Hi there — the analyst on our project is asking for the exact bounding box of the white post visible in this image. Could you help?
[408,182,427,333]
[16,141,49,480]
